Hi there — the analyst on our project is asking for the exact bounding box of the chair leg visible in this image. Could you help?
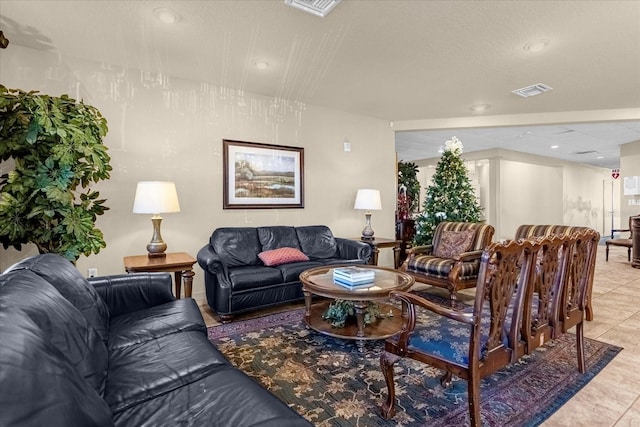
[605,244,609,261]
[585,298,594,322]
[468,374,482,427]
[628,247,632,262]
[380,351,401,420]
[448,289,458,305]
[576,321,586,374]
[440,371,453,388]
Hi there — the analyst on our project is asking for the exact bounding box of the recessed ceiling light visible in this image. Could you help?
[551,145,559,149]
[470,104,491,112]
[254,60,269,70]
[597,156,604,159]
[154,8,180,24]
[523,40,549,52]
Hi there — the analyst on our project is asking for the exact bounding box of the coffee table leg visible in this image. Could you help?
[354,300,367,352]
[303,290,312,325]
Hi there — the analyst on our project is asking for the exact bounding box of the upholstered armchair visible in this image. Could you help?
[399,221,495,301]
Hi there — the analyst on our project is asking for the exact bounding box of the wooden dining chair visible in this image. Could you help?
[552,228,600,373]
[606,216,633,262]
[380,239,536,426]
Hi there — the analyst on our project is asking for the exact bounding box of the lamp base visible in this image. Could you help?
[361,212,375,241]
[147,251,167,258]
[146,216,168,258]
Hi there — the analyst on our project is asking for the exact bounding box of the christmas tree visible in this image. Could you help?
[413,136,483,246]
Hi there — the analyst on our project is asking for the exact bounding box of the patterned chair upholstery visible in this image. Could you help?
[514,224,600,321]
[400,222,495,301]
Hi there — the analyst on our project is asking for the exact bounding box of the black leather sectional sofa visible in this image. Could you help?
[0,253,311,427]
[197,225,372,322]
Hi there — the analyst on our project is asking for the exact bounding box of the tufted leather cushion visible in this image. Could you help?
[105,331,229,413]
[4,253,111,345]
[258,226,301,251]
[227,265,284,291]
[276,260,323,282]
[211,228,262,267]
[296,225,338,259]
[433,230,476,258]
[0,306,114,427]
[0,270,109,395]
[258,247,309,266]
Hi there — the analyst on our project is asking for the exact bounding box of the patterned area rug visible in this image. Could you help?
[207,295,621,426]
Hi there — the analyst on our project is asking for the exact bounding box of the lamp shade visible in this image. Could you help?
[354,189,382,211]
[132,181,181,214]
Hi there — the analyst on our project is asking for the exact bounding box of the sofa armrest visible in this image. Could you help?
[197,245,229,276]
[89,273,175,318]
[335,238,372,262]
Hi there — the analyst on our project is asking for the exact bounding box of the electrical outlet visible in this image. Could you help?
[88,268,98,278]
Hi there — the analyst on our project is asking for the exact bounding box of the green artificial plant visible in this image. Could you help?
[322,300,389,328]
[0,86,112,261]
[413,136,483,246]
[397,161,421,213]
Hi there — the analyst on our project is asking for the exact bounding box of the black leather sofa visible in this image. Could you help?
[197,225,372,322]
[0,253,311,427]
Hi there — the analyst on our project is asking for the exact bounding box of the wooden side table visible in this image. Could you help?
[350,237,401,268]
[123,252,196,299]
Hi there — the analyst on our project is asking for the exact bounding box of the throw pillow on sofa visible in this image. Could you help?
[258,247,310,266]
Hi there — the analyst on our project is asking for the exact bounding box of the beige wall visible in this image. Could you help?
[620,141,640,227]
[0,45,397,300]
[498,160,564,238]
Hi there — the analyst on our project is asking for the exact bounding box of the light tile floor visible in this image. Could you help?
[198,245,640,425]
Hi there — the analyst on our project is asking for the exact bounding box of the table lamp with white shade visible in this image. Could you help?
[354,188,382,241]
[132,181,181,257]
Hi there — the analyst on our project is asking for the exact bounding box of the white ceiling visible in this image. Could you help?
[396,121,640,168]
[1,0,639,168]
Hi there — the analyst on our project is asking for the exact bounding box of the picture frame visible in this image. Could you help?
[223,139,304,209]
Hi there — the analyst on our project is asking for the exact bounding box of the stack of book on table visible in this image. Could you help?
[332,267,375,288]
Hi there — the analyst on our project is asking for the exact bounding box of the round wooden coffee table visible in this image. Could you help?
[299,265,415,352]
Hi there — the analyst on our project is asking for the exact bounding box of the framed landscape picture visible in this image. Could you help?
[223,139,304,209]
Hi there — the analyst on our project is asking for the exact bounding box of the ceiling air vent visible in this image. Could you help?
[511,83,553,98]
[284,0,341,17]
[572,150,597,155]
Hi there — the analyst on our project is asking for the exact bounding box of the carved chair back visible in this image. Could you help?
[515,224,599,321]
[520,235,569,355]
[553,228,599,373]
